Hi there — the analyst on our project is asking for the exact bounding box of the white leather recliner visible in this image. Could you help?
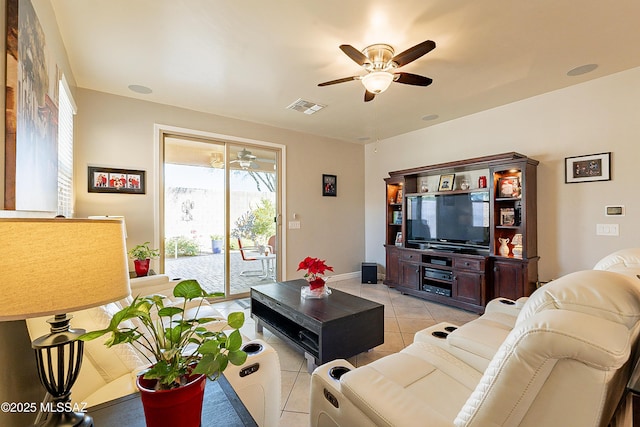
[26,275,281,427]
[594,247,640,277]
[311,264,640,427]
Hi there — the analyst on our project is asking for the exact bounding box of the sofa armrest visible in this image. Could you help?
[485,296,528,318]
[340,364,455,427]
[81,373,139,408]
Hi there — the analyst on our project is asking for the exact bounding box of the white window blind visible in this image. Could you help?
[57,78,76,218]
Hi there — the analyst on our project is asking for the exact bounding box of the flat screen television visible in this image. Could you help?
[406,191,490,252]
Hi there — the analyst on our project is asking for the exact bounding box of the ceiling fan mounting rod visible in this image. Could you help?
[362,44,396,72]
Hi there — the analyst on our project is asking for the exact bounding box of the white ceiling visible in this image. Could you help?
[50,0,640,143]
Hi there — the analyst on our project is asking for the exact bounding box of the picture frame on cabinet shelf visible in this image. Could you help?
[395,232,403,247]
[500,208,515,226]
[498,176,520,198]
[438,174,455,191]
[395,188,403,203]
[565,152,611,183]
[392,211,403,225]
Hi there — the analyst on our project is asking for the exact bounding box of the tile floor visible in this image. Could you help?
[211,278,480,427]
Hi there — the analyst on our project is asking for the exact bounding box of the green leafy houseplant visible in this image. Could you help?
[128,241,160,261]
[79,280,247,389]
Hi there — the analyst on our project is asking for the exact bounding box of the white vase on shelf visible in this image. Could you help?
[498,237,510,257]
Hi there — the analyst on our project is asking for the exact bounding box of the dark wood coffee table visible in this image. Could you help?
[251,279,384,371]
[89,374,256,426]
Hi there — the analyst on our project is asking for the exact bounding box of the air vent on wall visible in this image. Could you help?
[286,98,326,115]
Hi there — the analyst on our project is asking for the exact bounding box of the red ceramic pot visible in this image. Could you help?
[134,259,150,277]
[136,372,206,427]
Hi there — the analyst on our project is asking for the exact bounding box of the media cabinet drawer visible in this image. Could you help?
[453,257,485,272]
[401,251,420,262]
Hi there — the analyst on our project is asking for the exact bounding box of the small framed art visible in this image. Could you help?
[322,174,337,196]
[438,174,455,191]
[395,187,403,203]
[392,210,403,225]
[499,208,515,226]
[565,152,611,183]
[498,176,520,198]
[88,166,146,194]
[395,232,403,247]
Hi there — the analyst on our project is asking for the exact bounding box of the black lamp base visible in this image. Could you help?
[32,314,92,427]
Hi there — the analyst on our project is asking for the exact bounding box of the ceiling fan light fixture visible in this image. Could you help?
[361,71,394,94]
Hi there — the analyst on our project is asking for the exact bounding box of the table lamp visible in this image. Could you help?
[0,218,130,427]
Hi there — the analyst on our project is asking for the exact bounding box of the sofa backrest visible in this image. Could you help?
[516,270,640,328]
[593,247,640,278]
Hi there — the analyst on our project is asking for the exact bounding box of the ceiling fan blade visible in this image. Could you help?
[364,90,376,102]
[318,76,360,87]
[340,44,371,66]
[394,72,433,87]
[391,40,436,68]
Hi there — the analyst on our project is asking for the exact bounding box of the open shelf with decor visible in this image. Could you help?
[489,157,539,300]
[384,152,538,312]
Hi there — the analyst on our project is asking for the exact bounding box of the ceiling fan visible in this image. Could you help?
[209,152,224,168]
[318,40,435,102]
[230,148,259,170]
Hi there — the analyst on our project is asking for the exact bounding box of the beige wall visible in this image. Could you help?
[74,89,365,278]
[365,66,640,280]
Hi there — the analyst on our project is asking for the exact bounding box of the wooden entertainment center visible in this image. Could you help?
[384,152,539,313]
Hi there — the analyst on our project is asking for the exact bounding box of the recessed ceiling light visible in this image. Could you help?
[566,64,598,77]
[421,114,439,121]
[357,136,371,142]
[128,84,153,94]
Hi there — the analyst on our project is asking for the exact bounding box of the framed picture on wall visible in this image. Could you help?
[88,166,146,194]
[322,174,337,196]
[4,0,60,211]
[565,152,611,183]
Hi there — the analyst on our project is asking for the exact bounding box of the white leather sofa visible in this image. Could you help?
[26,274,281,427]
[311,249,640,427]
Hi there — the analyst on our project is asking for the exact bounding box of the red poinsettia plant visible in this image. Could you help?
[297,256,334,290]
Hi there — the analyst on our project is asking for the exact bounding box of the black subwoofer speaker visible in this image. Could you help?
[361,262,377,284]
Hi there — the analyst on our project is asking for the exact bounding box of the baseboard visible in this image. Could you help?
[325,271,385,283]
[326,271,360,282]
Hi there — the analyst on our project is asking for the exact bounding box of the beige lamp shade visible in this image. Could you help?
[87,215,128,238]
[0,218,131,321]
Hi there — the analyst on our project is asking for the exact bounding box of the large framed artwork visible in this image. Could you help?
[5,0,60,211]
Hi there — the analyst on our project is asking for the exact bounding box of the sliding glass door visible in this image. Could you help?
[162,135,280,298]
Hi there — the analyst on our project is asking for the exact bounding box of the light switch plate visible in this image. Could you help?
[596,224,619,236]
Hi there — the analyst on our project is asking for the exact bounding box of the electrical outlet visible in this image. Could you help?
[288,221,301,229]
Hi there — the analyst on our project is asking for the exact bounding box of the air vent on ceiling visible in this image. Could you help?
[286,98,326,115]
